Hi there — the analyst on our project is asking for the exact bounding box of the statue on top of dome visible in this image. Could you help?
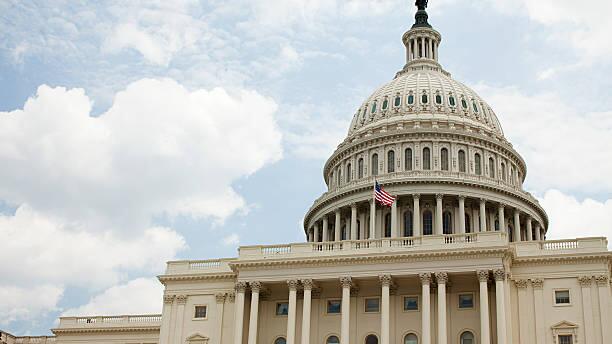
[416,0,428,10]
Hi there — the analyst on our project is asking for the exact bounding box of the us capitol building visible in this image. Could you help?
[2,2,610,344]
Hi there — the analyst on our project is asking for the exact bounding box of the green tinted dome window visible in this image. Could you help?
[421,94,428,104]
[382,99,389,110]
[435,94,442,104]
[449,96,456,106]
[394,96,401,107]
[371,102,377,113]
[472,101,479,113]
[461,98,468,109]
[407,95,415,105]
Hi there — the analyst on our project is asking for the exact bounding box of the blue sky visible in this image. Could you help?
[1,0,611,335]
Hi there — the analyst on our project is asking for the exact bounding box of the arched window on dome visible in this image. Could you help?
[423,148,431,170]
[458,150,466,173]
[326,336,340,344]
[465,214,471,233]
[472,100,479,113]
[358,158,364,179]
[443,211,453,234]
[394,96,401,107]
[509,166,514,185]
[449,95,456,107]
[388,150,395,173]
[372,154,379,176]
[423,210,433,235]
[346,163,352,183]
[337,167,342,185]
[274,337,287,344]
[404,333,418,344]
[363,104,368,116]
[405,148,413,171]
[489,157,495,178]
[384,213,392,238]
[460,331,474,344]
[441,148,449,171]
[371,102,377,114]
[461,98,468,109]
[382,99,389,110]
[404,211,413,237]
[365,334,379,344]
[475,153,482,175]
[407,94,415,105]
[435,94,443,105]
[501,162,506,182]
[421,94,429,104]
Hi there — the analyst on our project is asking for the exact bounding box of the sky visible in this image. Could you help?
[1,0,611,335]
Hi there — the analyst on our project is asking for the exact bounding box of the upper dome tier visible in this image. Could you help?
[347,67,505,139]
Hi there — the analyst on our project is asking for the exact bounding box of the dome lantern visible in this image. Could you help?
[403,0,442,69]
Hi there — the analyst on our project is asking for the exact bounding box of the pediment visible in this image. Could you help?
[551,320,578,329]
[186,333,209,343]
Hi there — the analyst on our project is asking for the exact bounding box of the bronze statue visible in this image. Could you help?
[416,0,428,10]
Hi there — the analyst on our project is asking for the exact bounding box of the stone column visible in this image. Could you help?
[285,280,298,344]
[308,228,313,242]
[534,223,541,241]
[340,277,352,344]
[313,223,319,243]
[596,275,611,342]
[531,279,545,344]
[428,37,433,58]
[247,282,262,344]
[498,204,505,234]
[421,37,425,58]
[513,210,521,242]
[408,38,413,62]
[301,279,314,344]
[233,282,247,344]
[458,196,466,234]
[579,276,595,344]
[215,294,227,344]
[160,295,174,344]
[335,210,342,241]
[515,280,529,343]
[322,216,329,242]
[380,275,392,344]
[174,295,187,344]
[436,272,448,344]
[480,199,487,232]
[370,199,376,239]
[391,200,398,238]
[435,194,443,235]
[351,204,358,240]
[477,271,491,344]
[419,273,432,344]
[526,216,533,241]
[413,194,421,236]
[493,270,506,344]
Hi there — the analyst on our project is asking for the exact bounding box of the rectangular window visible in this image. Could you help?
[555,290,570,305]
[194,305,207,319]
[403,296,419,311]
[364,298,380,313]
[276,302,289,316]
[327,300,341,314]
[458,294,474,309]
[558,335,573,344]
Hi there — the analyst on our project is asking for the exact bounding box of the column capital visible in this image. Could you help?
[340,276,352,288]
[335,208,341,215]
[578,276,593,287]
[301,279,314,290]
[493,269,506,282]
[595,275,610,286]
[379,274,393,287]
[215,293,227,304]
[419,272,432,285]
[514,208,521,215]
[351,202,357,209]
[287,279,300,291]
[176,295,188,305]
[435,271,449,284]
[498,202,505,209]
[479,198,486,204]
[235,281,248,293]
[458,194,466,200]
[531,279,544,290]
[250,281,263,292]
[227,292,236,303]
[413,193,421,200]
[477,270,489,283]
[163,294,175,304]
[436,193,444,200]
[514,279,529,289]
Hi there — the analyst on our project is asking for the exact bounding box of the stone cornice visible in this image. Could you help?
[52,326,160,335]
[512,253,612,266]
[157,272,236,285]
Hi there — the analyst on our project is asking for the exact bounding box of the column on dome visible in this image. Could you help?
[531,279,545,344]
[534,223,541,241]
[351,204,358,240]
[340,277,352,343]
[479,199,487,232]
[286,280,298,344]
[493,270,507,344]
[435,194,443,235]
[380,275,392,344]
[428,37,433,59]
[526,216,533,241]
[458,196,466,234]
[313,223,320,243]
[498,204,505,234]
[420,37,425,59]
[413,194,421,237]
[407,38,413,62]
[436,272,448,344]
[370,199,376,239]
[477,271,491,344]
[419,273,432,344]
[308,227,313,242]
[322,216,329,242]
[579,276,595,344]
[513,210,521,242]
[301,279,314,344]
[233,282,247,344]
[596,276,611,341]
[247,282,262,344]
[335,209,341,241]
[359,212,366,239]
[391,199,398,238]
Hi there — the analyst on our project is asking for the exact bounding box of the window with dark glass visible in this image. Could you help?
[458,150,466,173]
[327,300,341,314]
[346,163,352,183]
[194,306,207,318]
[441,148,449,171]
[394,96,401,107]
[465,214,471,233]
[472,100,479,113]
[403,296,418,311]
[501,163,506,181]
[407,94,415,105]
[461,98,468,109]
[555,290,570,304]
[435,94,442,104]
[382,99,389,110]
[423,210,433,235]
[449,96,456,107]
[384,214,391,238]
[366,334,379,344]
[489,157,495,178]
[558,335,573,344]
[388,150,395,173]
[422,147,431,170]
[358,158,364,179]
[405,148,413,171]
[443,211,452,234]
[327,336,340,344]
[276,302,289,316]
[365,298,380,312]
[404,334,418,344]
[372,154,379,176]
[421,94,428,104]
[275,338,287,344]
[475,153,482,175]
[458,294,474,308]
[371,102,377,113]
[460,332,474,344]
[404,211,413,237]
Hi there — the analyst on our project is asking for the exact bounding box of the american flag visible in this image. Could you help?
[374,181,396,207]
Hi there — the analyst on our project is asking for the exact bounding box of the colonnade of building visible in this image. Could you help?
[406,34,440,63]
[307,194,545,243]
[233,269,508,344]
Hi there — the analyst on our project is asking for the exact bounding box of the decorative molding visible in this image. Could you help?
[340,276,352,289]
[531,279,544,290]
[493,269,506,282]
[419,272,432,285]
[436,193,444,200]
[215,293,227,304]
[52,326,160,335]
[435,271,449,284]
[287,279,299,291]
[379,274,393,287]
[595,275,609,287]
[578,276,593,288]
[176,295,188,305]
[158,273,236,284]
[235,281,248,293]
[163,294,175,304]
[250,281,262,293]
[514,279,529,289]
[301,279,314,290]
[476,270,489,283]
[227,292,236,303]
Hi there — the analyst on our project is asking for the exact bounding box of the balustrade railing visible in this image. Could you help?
[61,314,162,328]
[540,240,579,250]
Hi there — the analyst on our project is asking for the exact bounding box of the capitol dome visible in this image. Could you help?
[304,2,548,245]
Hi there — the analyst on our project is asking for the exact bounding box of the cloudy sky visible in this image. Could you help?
[1,0,611,335]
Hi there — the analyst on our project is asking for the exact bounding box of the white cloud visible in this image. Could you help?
[222,233,240,246]
[475,84,612,194]
[62,278,163,316]
[0,285,63,326]
[539,189,612,249]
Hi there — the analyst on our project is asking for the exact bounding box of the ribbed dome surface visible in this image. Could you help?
[347,68,504,138]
